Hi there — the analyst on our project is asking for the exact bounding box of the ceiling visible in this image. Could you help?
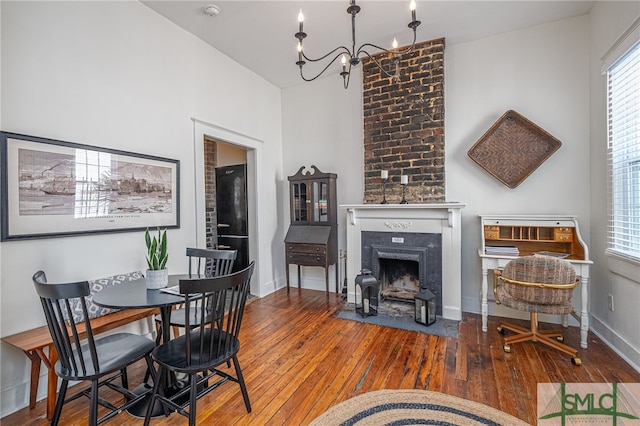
[141,1,595,89]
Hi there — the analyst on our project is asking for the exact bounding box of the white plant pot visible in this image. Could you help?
[146,268,168,289]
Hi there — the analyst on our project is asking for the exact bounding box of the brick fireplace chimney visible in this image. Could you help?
[362,38,445,204]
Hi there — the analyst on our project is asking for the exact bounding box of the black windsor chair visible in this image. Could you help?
[32,271,156,426]
[144,262,255,426]
[154,248,237,344]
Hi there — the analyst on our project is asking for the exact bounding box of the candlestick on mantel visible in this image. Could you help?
[380,170,389,204]
[400,175,408,204]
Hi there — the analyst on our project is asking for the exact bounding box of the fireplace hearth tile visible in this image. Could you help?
[334,302,458,338]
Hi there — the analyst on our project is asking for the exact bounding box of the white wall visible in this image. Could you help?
[588,1,640,369]
[0,1,283,416]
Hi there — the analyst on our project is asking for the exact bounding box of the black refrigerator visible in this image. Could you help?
[215,164,249,273]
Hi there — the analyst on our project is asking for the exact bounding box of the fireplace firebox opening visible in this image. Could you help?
[361,231,442,316]
[379,258,420,301]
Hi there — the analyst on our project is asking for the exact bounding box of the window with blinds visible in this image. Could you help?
[607,41,640,261]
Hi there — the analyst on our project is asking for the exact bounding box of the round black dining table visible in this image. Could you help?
[92,274,190,418]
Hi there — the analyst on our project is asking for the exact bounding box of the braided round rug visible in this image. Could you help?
[309,389,531,426]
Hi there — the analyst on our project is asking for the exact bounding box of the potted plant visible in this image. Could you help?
[145,227,169,289]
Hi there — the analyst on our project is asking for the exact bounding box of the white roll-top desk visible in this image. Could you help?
[478,215,592,348]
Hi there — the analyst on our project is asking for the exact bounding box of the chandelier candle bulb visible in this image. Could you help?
[410,0,417,22]
[298,9,304,33]
[381,170,388,179]
[401,175,408,185]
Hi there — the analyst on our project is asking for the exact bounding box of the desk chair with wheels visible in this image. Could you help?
[144,262,255,426]
[32,271,156,426]
[155,248,237,343]
[493,255,581,365]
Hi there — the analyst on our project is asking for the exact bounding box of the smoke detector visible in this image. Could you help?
[204,4,220,17]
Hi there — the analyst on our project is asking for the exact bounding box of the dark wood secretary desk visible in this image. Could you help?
[285,166,338,296]
[478,215,592,349]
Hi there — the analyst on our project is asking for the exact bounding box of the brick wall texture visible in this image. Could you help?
[362,38,445,204]
[204,138,217,249]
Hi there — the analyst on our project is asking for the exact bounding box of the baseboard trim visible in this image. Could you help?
[589,314,640,373]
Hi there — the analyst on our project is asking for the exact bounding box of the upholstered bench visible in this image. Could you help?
[1,271,158,419]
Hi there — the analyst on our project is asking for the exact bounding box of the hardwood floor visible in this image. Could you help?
[4,288,639,425]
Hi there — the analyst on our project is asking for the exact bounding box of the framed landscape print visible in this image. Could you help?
[1,131,180,241]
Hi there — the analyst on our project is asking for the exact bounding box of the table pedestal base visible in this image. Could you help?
[126,382,171,419]
[126,374,204,419]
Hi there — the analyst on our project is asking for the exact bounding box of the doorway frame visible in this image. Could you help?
[192,118,262,295]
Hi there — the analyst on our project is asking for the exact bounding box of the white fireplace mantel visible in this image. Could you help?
[340,203,465,321]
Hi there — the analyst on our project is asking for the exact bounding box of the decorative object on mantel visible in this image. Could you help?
[400,174,409,204]
[467,110,562,189]
[380,170,389,204]
[295,0,421,89]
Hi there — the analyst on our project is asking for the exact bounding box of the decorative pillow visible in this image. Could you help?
[68,271,144,323]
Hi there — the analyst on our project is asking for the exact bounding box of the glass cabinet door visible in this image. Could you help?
[292,182,308,222]
[313,181,328,222]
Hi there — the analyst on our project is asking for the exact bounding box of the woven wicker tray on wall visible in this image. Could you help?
[467,110,562,189]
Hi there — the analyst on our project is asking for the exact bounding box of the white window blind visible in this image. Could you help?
[607,41,640,261]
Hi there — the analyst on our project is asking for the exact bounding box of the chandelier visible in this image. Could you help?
[295,0,421,89]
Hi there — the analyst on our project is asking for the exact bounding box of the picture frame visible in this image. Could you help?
[1,131,180,241]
